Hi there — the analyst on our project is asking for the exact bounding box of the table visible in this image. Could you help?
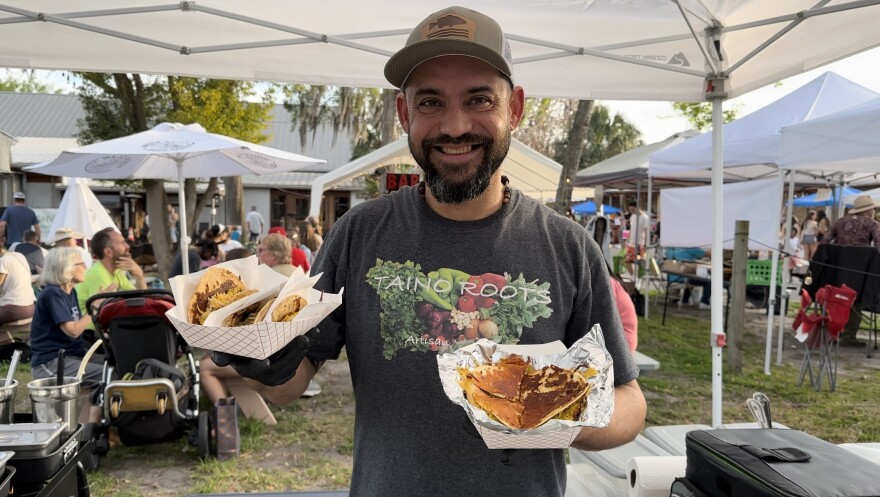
[661,270,730,329]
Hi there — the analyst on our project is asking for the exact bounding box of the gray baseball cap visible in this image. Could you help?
[384,6,513,89]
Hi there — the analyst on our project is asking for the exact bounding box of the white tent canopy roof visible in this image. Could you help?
[308,136,590,216]
[780,96,880,175]
[649,71,880,179]
[573,130,699,188]
[2,1,880,101]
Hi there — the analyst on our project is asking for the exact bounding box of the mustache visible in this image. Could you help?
[424,133,492,148]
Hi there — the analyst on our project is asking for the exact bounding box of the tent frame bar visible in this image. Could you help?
[673,0,719,74]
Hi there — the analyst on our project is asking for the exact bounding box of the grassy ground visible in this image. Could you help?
[4,302,880,495]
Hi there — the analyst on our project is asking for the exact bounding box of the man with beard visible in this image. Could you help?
[213,6,645,496]
[75,227,146,314]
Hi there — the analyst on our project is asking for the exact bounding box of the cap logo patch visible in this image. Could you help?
[421,14,476,41]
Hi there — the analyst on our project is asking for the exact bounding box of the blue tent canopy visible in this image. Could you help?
[793,186,861,208]
[572,201,621,215]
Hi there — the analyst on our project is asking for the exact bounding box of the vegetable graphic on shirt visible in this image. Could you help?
[367,259,553,359]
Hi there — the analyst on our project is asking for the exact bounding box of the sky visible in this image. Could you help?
[605,46,880,144]
[7,45,880,146]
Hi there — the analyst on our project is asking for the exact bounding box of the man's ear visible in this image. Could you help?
[396,91,410,134]
[509,86,525,130]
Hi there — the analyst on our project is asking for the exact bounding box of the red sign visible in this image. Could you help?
[384,173,421,192]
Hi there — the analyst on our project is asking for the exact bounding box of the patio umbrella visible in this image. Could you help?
[49,178,117,246]
[26,122,326,274]
[572,200,620,216]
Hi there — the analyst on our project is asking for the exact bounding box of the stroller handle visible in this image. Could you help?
[86,288,175,319]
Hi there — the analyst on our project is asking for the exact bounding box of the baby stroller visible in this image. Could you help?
[84,289,211,457]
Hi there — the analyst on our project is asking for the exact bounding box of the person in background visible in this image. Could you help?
[15,230,44,275]
[198,239,221,269]
[75,227,146,314]
[0,192,40,248]
[0,245,35,325]
[256,234,297,277]
[212,6,643,495]
[800,210,818,261]
[624,201,650,277]
[170,239,218,278]
[815,209,830,242]
[607,261,637,352]
[245,206,265,242]
[305,215,324,240]
[52,228,91,269]
[824,195,880,249]
[287,232,310,272]
[296,220,321,264]
[167,205,179,248]
[214,224,243,254]
[268,220,287,236]
[223,247,252,261]
[200,233,321,407]
[30,247,104,423]
[229,225,242,243]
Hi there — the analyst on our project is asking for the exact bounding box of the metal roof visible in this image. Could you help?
[0,92,86,138]
[11,136,78,165]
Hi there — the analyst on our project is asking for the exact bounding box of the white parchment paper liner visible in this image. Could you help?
[437,324,614,448]
[166,256,343,360]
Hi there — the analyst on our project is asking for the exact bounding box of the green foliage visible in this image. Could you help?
[166,77,274,142]
[0,69,57,93]
[552,104,643,169]
[281,85,384,152]
[75,73,168,144]
[671,101,738,131]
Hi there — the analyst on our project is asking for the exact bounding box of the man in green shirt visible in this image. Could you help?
[76,227,146,314]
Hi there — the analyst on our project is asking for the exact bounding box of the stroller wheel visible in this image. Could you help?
[110,398,121,419]
[157,395,167,416]
[197,411,213,459]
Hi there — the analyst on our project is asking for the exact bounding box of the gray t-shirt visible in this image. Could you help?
[309,186,638,497]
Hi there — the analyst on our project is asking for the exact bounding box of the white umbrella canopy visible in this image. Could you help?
[26,122,326,273]
[49,178,117,242]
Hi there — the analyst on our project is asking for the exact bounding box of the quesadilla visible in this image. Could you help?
[459,355,596,430]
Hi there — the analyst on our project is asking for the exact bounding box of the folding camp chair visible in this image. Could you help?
[792,284,856,391]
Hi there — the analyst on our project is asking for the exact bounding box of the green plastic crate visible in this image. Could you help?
[745,259,782,287]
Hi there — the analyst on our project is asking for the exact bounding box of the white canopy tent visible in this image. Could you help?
[781,96,880,177]
[573,130,700,189]
[308,136,592,217]
[4,0,880,427]
[650,72,880,181]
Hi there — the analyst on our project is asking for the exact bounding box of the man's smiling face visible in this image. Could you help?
[397,55,522,204]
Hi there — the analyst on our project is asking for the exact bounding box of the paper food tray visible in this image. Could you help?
[166,256,343,360]
[437,325,614,449]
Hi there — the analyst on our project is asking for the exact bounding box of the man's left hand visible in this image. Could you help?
[116,256,144,277]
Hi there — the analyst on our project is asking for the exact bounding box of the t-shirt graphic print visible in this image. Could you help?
[366,259,553,359]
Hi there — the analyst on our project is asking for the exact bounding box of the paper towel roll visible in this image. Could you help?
[626,456,687,497]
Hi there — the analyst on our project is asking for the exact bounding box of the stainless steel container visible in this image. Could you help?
[0,423,65,458]
[27,377,81,437]
[0,380,16,424]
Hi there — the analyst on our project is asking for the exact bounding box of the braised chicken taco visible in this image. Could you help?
[188,267,256,325]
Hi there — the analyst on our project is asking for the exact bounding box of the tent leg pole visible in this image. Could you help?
[179,161,189,275]
[645,176,653,319]
[710,95,724,429]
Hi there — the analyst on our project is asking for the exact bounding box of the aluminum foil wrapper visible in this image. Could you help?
[437,324,615,439]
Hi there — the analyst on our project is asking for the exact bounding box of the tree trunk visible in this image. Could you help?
[183,177,219,239]
[144,179,173,281]
[381,89,399,146]
[223,176,244,227]
[555,99,594,214]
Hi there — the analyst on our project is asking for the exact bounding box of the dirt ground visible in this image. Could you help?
[91,357,355,496]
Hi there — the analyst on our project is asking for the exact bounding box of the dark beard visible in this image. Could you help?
[410,130,510,204]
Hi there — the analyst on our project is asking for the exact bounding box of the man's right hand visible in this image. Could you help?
[211,328,317,386]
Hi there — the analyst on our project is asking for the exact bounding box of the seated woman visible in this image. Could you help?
[30,247,104,423]
[0,245,36,325]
